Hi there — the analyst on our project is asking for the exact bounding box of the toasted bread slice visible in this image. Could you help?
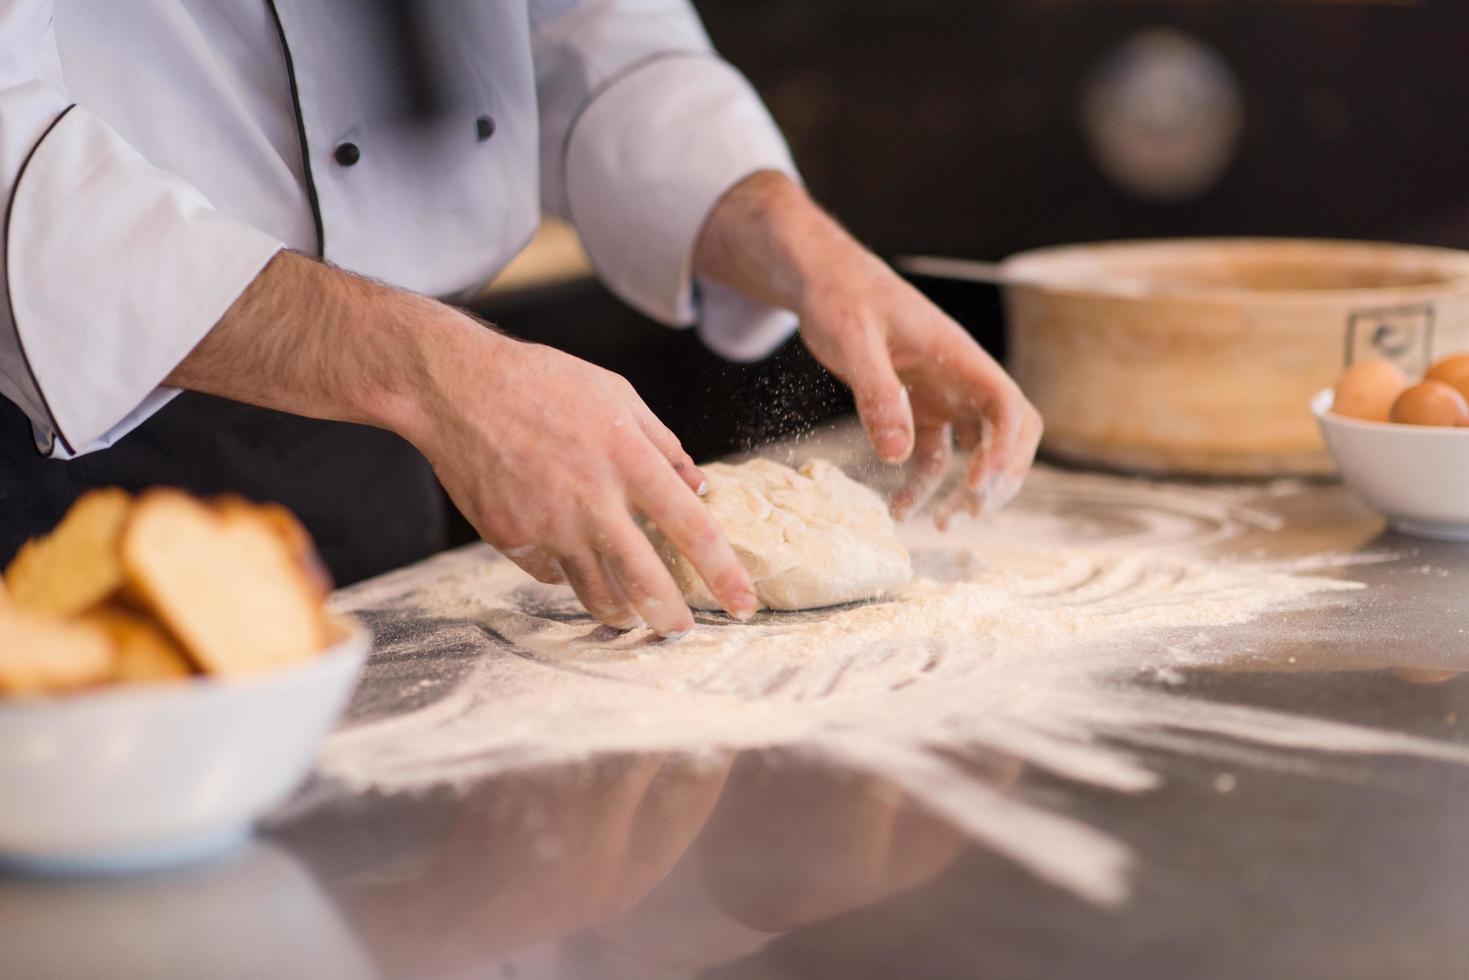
[80,605,194,683]
[4,488,131,617]
[213,497,333,597]
[121,490,331,676]
[0,611,114,696]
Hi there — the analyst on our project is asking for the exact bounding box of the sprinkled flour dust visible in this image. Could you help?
[307,464,1466,906]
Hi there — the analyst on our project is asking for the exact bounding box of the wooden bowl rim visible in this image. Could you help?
[1001,237,1469,303]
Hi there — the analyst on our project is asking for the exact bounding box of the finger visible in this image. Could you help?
[500,544,567,585]
[931,482,976,531]
[975,391,1025,488]
[629,454,757,621]
[930,415,986,528]
[951,382,1022,499]
[829,332,914,465]
[933,458,1014,529]
[558,550,643,631]
[594,514,698,638]
[635,409,710,496]
[1017,403,1044,473]
[954,416,985,453]
[935,403,1040,525]
[940,393,1020,524]
[988,405,1043,512]
[956,413,1005,495]
[891,423,952,521]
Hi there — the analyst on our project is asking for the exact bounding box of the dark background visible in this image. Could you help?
[475,0,1469,464]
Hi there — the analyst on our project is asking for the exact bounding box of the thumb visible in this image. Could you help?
[841,339,914,464]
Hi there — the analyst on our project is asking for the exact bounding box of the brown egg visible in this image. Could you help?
[1389,380,1469,426]
[1332,359,1408,422]
[1426,353,1469,385]
[1443,375,1469,408]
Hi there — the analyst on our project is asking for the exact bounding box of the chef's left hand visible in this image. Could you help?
[796,238,1042,524]
[694,171,1041,524]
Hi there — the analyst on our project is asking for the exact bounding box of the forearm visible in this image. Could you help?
[165,250,490,447]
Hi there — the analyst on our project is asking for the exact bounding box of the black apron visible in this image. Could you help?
[0,392,446,588]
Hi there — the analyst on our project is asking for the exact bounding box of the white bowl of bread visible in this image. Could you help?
[1314,353,1469,541]
[0,488,366,873]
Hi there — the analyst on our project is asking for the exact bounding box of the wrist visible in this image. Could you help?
[693,171,826,309]
[694,171,875,317]
[358,290,510,451]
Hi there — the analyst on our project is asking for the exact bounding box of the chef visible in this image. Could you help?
[0,1,1040,637]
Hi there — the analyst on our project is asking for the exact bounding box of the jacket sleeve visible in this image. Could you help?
[529,0,800,362]
[0,1,282,459]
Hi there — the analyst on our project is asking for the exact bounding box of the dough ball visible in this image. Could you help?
[1389,380,1469,427]
[648,459,912,611]
[1332,359,1407,422]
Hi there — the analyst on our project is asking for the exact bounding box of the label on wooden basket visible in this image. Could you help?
[1344,303,1435,375]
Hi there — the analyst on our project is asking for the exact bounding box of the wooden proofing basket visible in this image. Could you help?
[1002,239,1469,476]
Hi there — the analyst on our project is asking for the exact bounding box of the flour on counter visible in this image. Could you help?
[309,464,1465,907]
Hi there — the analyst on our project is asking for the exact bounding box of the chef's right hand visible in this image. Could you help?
[404,317,757,636]
[167,251,750,635]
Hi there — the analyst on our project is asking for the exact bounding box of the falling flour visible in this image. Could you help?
[306,463,1467,907]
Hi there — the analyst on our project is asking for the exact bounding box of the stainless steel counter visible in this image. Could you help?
[6,432,1469,980]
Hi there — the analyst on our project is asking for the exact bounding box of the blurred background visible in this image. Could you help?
[472,0,1469,474]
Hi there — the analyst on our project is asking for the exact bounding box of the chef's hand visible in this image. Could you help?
[168,250,757,637]
[411,321,758,635]
[694,171,1042,524]
[798,244,1043,524]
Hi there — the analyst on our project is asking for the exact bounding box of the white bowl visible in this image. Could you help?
[1313,389,1469,541]
[0,620,368,874]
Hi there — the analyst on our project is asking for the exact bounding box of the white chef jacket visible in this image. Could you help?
[0,0,799,460]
